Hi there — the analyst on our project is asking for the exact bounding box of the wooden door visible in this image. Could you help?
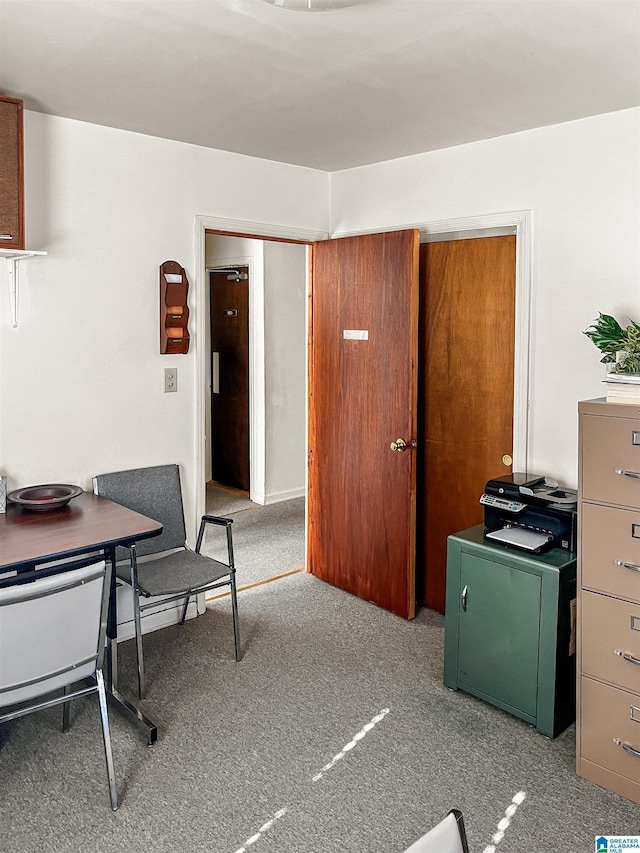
[210,268,250,492]
[308,230,420,619]
[418,236,516,613]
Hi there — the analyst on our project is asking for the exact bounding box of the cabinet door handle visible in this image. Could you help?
[0,234,13,240]
[461,585,468,612]
[614,559,640,573]
[614,739,640,759]
[615,469,640,479]
[615,649,640,666]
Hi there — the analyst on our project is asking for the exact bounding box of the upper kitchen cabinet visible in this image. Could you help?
[0,95,24,250]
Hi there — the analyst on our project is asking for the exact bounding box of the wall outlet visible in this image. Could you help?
[164,367,178,393]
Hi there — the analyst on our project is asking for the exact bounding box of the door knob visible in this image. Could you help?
[390,438,407,452]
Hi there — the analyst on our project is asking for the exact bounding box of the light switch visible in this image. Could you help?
[164,367,178,393]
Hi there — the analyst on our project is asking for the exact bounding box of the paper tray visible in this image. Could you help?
[485,526,553,553]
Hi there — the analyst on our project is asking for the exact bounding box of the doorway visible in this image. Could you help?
[201,229,312,594]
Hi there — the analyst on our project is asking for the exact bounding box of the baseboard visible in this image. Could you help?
[263,487,306,505]
[115,588,198,642]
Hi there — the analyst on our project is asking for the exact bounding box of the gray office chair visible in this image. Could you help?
[0,560,118,811]
[403,809,469,853]
[93,464,240,699]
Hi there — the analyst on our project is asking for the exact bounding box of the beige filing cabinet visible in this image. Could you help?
[578,398,640,803]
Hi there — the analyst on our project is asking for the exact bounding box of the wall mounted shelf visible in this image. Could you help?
[1,249,47,328]
[160,260,190,354]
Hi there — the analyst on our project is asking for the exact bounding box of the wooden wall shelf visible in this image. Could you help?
[160,260,190,354]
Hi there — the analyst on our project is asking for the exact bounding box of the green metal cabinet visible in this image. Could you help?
[443,525,577,738]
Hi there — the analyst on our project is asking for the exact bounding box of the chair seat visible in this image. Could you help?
[116,548,231,597]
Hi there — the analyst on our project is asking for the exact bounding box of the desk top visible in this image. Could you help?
[0,491,163,570]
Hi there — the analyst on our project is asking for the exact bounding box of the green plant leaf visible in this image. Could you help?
[584,313,625,354]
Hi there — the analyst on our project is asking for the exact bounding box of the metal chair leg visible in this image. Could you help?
[129,545,145,700]
[96,669,118,811]
[224,523,241,661]
[230,571,241,661]
[62,684,71,732]
[180,594,190,624]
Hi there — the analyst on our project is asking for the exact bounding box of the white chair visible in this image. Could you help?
[0,560,118,810]
[404,809,469,853]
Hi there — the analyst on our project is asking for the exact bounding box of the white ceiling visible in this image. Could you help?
[1,0,638,171]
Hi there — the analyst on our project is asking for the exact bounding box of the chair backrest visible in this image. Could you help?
[93,464,186,559]
[0,561,110,707]
[403,810,469,853]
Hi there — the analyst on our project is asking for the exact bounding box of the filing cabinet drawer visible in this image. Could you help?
[582,591,640,692]
[581,414,640,507]
[581,502,640,602]
[581,677,640,782]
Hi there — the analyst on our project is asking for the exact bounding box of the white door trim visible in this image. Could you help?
[194,216,329,529]
[331,210,533,473]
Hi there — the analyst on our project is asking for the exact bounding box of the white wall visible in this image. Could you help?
[0,112,329,539]
[263,241,307,502]
[3,107,637,529]
[330,108,640,487]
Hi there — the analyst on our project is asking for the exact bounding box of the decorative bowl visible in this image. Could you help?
[8,484,83,512]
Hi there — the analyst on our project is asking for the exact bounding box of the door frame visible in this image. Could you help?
[193,210,531,539]
[194,216,329,526]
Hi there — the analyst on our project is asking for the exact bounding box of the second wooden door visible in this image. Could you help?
[210,268,250,492]
[418,236,516,612]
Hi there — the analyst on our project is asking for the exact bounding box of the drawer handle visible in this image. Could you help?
[0,234,14,240]
[615,469,640,479]
[614,739,640,759]
[614,649,640,666]
[614,560,640,573]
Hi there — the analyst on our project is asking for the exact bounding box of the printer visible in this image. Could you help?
[480,473,577,554]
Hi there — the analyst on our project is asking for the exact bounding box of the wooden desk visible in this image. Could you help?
[0,491,163,743]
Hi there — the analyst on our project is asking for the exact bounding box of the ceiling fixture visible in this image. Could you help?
[263,0,366,11]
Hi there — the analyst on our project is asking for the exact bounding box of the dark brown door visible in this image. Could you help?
[418,236,516,613]
[210,268,250,492]
[308,230,420,619]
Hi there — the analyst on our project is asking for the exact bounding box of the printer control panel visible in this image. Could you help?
[479,493,527,513]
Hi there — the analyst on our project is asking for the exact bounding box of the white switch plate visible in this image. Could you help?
[164,367,178,393]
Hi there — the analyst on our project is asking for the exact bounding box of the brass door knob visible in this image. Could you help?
[502,454,513,466]
[390,438,407,452]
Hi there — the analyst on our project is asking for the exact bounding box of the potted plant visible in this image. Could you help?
[584,313,640,375]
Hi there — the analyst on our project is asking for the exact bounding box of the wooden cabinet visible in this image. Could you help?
[444,525,576,738]
[0,95,24,250]
[577,398,640,804]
